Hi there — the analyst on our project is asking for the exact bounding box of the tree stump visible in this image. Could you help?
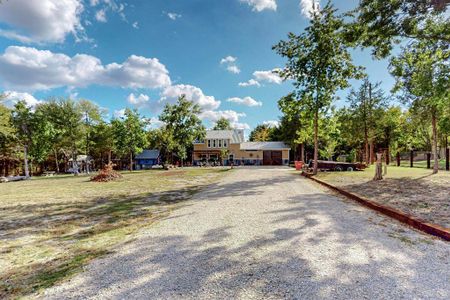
[373,153,383,180]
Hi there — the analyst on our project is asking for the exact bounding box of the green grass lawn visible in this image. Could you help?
[0,168,230,299]
[315,166,450,229]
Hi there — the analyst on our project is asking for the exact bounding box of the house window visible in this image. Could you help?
[218,139,222,148]
[207,140,211,148]
[212,139,216,148]
[229,154,234,161]
[223,139,228,148]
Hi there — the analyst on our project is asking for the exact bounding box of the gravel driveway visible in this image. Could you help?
[41,167,449,300]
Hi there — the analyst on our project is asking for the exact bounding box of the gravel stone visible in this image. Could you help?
[40,167,450,300]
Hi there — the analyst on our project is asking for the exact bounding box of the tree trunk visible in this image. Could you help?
[313,109,319,175]
[431,111,439,174]
[108,150,112,164]
[364,131,369,165]
[369,139,375,164]
[23,145,30,178]
[129,152,133,171]
[54,148,60,173]
[373,152,383,180]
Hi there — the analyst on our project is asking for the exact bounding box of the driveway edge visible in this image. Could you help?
[302,172,450,241]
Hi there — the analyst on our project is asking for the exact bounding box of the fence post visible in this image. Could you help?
[396,152,400,167]
[427,152,431,169]
[410,150,414,168]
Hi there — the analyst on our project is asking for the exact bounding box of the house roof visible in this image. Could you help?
[240,142,291,151]
[135,149,160,160]
[205,129,244,143]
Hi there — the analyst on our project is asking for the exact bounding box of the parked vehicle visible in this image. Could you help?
[307,160,366,172]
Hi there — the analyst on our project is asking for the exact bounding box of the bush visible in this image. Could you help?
[90,163,123,182]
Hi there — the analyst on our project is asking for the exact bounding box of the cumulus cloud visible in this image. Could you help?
[167,12,182,20]
[240,0,277,12]
[0,46,171,91]
[239,68,283,87]
[95,9,107,22]
[2,91,42,107]
[113,109,126,119]
[253,69,283,84]
[148,117,165,129]
[300,0,320,19]
[220,56,240,74]
[263,120,280,128]
[0,0,85,44]
[200,109,249,129]
[160,84,221,111]
[227,96,262,107]
[127,93,150,107]
[238,79,261,87]
[132,22,139,29]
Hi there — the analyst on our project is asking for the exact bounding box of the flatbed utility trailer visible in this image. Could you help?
[307,160,366,172]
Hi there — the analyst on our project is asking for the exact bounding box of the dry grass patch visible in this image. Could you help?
[0,168,231,299]
[315,166,450,228]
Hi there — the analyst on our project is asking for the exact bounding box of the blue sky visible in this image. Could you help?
[0,0,395,131]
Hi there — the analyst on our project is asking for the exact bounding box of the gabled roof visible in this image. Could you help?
[205,129,244,144]
[135,149,160,159]
[240,142,291,151]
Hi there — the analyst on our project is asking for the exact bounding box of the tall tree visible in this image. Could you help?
[112,108,148,171]
[11,101,33,177]
[249,124,273,142]
[159,95,205,166]
[347,0,450,58]
[390,19,450,173]
[347,79,387,164]
[273,2,363,174]
[213,117,232,130]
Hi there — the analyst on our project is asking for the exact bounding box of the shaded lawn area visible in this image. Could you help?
[315,166,450,229]
[399,159,447,170]
[0,168,230,299]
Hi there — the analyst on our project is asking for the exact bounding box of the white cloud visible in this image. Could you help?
[127,93,150,107]
[227,96,262,107]
[160,84,221,111]
[300,0,320,19]
[200,110,248,129]
[239,68,283,87]
[167,12,182,20]
[95,9,107,22]
[220,56,237,64]
[227,65,241,74]
[263,120,280,128]
[132,22,139,29]
[2,91,42,107]
[0,46,172,91]
[113,109,126,119]
[238,79,261,87]
[220,56,240,74]
[240,0,277,12]
[0,0,85,44]
[149,117,165,129]
[253,69,283,84]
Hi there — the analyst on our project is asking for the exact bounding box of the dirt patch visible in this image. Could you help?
[160,170,187,177]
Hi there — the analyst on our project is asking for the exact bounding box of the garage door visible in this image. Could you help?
[263,151,282,165]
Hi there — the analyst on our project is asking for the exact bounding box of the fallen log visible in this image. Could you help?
[0,176,28,183]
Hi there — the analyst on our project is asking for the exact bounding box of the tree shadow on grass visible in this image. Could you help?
[336,176,450,228]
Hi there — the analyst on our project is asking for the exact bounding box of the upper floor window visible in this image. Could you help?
[212,139,217,148]
[218,139,222,148]
[223,139,228,148]
[207,140,211,148]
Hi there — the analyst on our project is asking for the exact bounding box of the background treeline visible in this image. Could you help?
[250,77,450,166]
[0,95,205,176]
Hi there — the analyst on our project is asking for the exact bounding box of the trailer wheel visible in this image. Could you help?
[335,166,343,171]
[347,167,354,172]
